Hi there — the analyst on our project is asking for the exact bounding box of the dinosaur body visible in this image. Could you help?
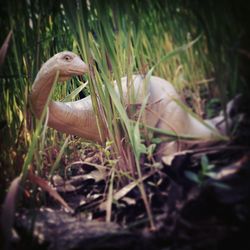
[30,52,218,155]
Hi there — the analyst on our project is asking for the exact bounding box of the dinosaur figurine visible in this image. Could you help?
[30,51,219,155]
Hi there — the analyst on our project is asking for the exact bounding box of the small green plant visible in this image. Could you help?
[185,155,216,185]
[206,98,221,119]
[185,155,230,189]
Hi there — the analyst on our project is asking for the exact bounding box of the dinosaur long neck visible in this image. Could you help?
[30,69,56,117]
[30,69,102,142]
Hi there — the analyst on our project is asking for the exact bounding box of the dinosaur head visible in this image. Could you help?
[42,51,88,81]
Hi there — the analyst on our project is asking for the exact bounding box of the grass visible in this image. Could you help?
[0,0,246,229]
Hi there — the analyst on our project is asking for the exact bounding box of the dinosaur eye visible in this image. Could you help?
[63,55,72,62]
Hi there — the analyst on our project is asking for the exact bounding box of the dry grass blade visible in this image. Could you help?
[1,175,21,249]
[0,30,12,67]
[106,167,115,222]
[28,168,73,213]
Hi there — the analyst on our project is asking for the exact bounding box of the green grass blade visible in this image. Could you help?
[62,81,88,102]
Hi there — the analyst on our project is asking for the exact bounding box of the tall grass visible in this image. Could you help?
[0,0,245,225]
[62,0,230,174]
[61,0,240,226]
[0,1,77,201]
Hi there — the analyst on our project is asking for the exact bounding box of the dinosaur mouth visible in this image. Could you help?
[68,63,89,76]
[68,69,86,76]
[59,67,88,80]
